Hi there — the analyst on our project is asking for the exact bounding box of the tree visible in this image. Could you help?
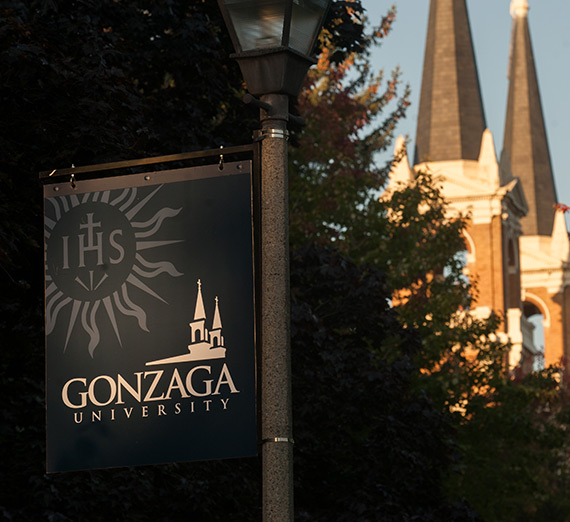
[375,170,512,414]
[290,244,480,521]
[287,8,503,413]
[447,369,570,522]
[288,7,570,521]
[289,4,410,249]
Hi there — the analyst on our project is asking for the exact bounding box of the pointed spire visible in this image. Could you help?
[414,0,486,165]
[503,0,558,236]
[478,129,500,188]
[212,296,222,330]
[551,209,570,262]
[510,0,529,19]
[193,279,206,320]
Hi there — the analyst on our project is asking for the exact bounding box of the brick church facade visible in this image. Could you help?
[388,0,570,373]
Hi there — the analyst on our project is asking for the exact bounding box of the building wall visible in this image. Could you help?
[466,215,506,320]
[564,285,570,365]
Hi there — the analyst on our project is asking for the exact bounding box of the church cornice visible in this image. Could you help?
[520,268,570,295]
[520,233,570,293]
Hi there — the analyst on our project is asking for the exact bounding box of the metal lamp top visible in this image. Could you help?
[218,0,330,57]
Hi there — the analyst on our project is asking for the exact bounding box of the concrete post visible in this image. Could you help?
[259,93,294,522]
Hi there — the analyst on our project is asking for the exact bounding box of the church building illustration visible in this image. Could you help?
[387,0,570,373]
[147,279,226,366]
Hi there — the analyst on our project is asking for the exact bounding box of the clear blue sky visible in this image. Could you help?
[362,0,570,212]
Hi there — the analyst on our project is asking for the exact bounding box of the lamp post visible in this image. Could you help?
[216,1,330,521]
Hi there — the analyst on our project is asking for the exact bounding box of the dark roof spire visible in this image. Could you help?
[503,0,558,236]
[414,0,486,165]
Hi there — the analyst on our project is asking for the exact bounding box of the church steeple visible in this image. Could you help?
[414,0,486,165]
[193,279,206,320]
[503,0,558,237]
[212,296,222,330]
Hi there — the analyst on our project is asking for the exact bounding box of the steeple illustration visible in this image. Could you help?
[146,279,227,366]
[503,0,558,236]
[414,0,486,165]
[190,279,208,344]
[209,296,224,348]
[194,279,206,320]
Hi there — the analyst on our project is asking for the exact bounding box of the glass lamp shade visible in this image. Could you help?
[218,0,330,57]
[221,0,285,52]
[218,0,329,55]
[217,0,330,96]
[289,0,329,55]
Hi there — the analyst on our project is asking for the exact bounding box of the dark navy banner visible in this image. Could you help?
[44,162,257,472]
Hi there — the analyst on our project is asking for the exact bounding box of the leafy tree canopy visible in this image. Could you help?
[287,9,570,520]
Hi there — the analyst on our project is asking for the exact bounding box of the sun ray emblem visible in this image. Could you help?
[44,185,183,356]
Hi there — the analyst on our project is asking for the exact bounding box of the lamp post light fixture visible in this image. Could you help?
[217,0,329,97]
[216,1,331,521]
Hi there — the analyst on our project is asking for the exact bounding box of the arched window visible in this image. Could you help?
[507,238,518,272]
[506,238,520,308]
[443,249,470,285]
[523,300,545,370]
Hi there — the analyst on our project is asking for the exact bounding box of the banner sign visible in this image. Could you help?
[44,161,257,472]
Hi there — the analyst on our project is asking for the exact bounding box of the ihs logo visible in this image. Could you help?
[45,185,183,356]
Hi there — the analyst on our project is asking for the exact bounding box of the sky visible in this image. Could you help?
[361,0,570,215]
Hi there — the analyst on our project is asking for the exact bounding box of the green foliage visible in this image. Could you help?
[288,7,570,521]
[290,245,480,521]
[289,5,410,248]
[377,172,512,413]
[0,0,254,173]
[287,20,506,415]
[448,369,570,522]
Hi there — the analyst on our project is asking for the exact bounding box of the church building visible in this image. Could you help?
[388,0,570,372]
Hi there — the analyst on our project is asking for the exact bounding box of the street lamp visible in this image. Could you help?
[217,0,329,97]
[216,1,331,521]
